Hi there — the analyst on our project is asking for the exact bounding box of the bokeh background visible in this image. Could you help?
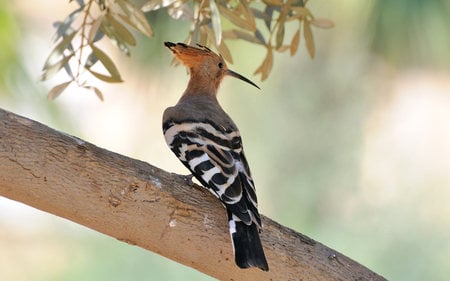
[1,0,450,280]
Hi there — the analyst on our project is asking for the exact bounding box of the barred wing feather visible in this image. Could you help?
[163,120,261,227]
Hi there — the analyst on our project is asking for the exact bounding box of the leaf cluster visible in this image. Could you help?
[168,0,333,81]
[42,0,332,100]
[42,0,152,100]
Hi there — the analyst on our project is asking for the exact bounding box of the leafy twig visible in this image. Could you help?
[41,0,333,100]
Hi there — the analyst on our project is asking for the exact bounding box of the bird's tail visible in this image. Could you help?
[228,212,269,271]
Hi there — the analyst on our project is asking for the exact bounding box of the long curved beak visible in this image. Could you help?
[226,69,260,90]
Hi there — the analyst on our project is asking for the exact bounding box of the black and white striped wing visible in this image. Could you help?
[163,120,260,226]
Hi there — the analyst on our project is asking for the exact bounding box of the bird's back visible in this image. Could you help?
[163,95,237,132]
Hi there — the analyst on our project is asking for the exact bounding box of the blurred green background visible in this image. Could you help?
[1,0,450,280]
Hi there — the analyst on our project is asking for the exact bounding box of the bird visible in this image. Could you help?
[162,41,269,271]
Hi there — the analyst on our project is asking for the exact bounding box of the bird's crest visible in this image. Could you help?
[164,41,260,90]
[164,42,221,68]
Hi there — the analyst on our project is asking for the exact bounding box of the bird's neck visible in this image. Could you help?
[182,71,220,98]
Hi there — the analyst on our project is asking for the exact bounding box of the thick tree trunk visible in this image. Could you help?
[0,108,386,281]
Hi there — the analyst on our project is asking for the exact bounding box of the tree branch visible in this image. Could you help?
[0,108,386,281]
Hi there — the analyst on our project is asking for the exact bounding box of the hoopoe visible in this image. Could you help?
[163,42,269,271]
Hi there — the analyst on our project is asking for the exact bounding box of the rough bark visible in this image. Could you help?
[0,108,386,281]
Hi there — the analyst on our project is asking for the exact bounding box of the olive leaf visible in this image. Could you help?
[107,13,136,46]
[254,46,273,81]
[311,18,335,29]
[275,22,285,49]
[47,81,72,100]
[41,53,74,81]
[43,0,333,100]
[303,19,315,58]
[116,0,153,36]
[51,7,83,43]
[88,16,104,43]
[88,44,123,82]
[290,29,300,56]
[217,40,233,64]
[84,86,105,101]
[209,0,222,45]
[42,31,77,71]
[218,2,256,32]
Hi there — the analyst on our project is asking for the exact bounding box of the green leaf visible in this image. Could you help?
[218,3,255,32]
[263,6,276,30]
[47,81,72,100]
[290,29,300,56]
[223,29,264,45]
[42,31,77,70]
[142,0,177,11]
[276,23,285,49]
[277,45,290,52]
[84,52,98,68]
[303,20,315,58]
[106,13,136,46]
[222,30,237,40]
[63,63,74,79]
[89,44,123,82]
[100,16,131,55]
[116,0,153,36]
[254,46,273,81]
[250,7,272,22]
[291,6,312,17]
[88,16,104,43]
[217,40,233,64]
[238,0,256,31]
[51,7,82,43]
[310,18,335,29]
[198,25,209,46]
[87,68,123,83]
[40,53,74,81]
[85,86,104,101]
[209,0,222,45]
[255,29,266,45]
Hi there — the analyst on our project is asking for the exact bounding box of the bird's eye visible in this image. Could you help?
[218,62,223,69]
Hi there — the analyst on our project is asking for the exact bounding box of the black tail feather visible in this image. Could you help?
[229,216,269,271]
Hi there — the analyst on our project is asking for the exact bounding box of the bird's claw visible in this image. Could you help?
[173,173,194,187]
[183,174,194,186]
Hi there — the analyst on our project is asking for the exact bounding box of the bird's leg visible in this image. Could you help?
[172,173,209,195]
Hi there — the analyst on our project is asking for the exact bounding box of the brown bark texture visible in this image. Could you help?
[0,108,386,281]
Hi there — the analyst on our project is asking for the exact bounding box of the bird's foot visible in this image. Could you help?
[173,173,194,187]
[171,173,208,195]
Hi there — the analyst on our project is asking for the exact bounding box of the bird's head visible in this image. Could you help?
[164,42,259,95]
